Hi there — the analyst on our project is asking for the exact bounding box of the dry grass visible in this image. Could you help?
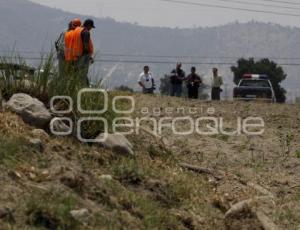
[0,93,299,229]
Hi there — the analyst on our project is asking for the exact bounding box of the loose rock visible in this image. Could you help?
[70,209,90,223]
[28,138,44,152]
[50,118,71,134]
[8,171,22,180]
[99,175,113,180]
[31,129,49,141]
[96,133,134,156]
[6,93,51,128]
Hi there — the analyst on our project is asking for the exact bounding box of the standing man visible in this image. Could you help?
[138,66,155,94]
[55,18,82,76]
[186,67,202,99]
[72,19,95,86]
[64,18,81,66]
[170,63,185,97]
[211,68,223,101]
[55,21,73,76]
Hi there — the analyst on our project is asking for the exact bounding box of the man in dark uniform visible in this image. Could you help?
[170,63,185,97]
[186,66,202,99]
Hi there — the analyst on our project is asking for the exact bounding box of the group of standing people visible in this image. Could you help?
[138,63,223,100]
[55,18,96,86]
[55,19,223,100]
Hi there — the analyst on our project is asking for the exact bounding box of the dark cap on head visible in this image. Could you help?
[84,19,95,28]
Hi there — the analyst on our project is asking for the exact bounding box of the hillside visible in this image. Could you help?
[0,0,300,98]
[0,93,300,229]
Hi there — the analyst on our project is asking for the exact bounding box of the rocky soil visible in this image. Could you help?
[0,92,299,229]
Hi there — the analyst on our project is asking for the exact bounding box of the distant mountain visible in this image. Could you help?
[1,0,300,100]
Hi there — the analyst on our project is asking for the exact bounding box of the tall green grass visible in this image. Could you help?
[0,50,118,138]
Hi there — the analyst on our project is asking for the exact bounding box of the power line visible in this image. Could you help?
[0,50,50,55]
[96,59,300,66]
[214,0,300,10]
[100,59,234,64]
[2,56,300,66]
[100,53,300,60]
[256,0,300,6]
[102,53,240,59]
[4,50,300,60]
[5,53,300,61]
[159,0,300,17]
[0,56,43,61]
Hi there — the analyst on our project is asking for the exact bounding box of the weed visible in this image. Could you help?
[147,144,174,161]
[0,52,54,103]
[249,160,265,172]
[0,135,32,168]
[113,159,146,185]
[292,192,300,202]
[274,208,300,227]
[153,180,190,208]
[0,51,120,138]
[278,131,294,158]
[26,190,80,230]
[212,134,230,142]
[135,197,180,229]
[147,144,162,159]
[37,157,51,169]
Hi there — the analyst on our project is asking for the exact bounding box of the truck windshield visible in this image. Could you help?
[240,80,270,87]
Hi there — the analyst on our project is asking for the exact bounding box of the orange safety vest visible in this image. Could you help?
[64,30,74,62]
[72,27,94,60]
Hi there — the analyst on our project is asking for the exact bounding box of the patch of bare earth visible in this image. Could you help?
[132,94,300,229]
[0,94,299,229]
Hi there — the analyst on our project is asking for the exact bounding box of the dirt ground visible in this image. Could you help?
[0,93,299,229]
[132,94,300,229]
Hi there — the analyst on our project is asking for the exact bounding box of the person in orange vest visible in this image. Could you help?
[55,18,82,76]
[64,18,82,65]
[72,19,95,86]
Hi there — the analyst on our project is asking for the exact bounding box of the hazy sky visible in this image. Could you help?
[30,0,300,28]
